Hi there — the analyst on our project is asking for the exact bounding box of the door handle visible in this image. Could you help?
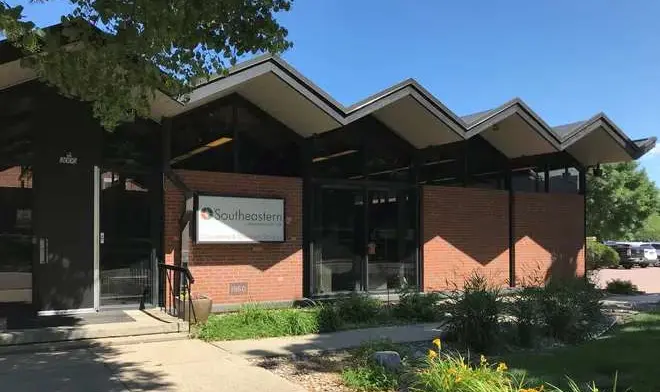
[39,237,48,264]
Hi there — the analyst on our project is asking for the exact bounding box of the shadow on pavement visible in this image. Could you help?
[0,340,174,392]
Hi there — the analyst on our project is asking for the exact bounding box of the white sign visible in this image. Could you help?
[196,195,285,243]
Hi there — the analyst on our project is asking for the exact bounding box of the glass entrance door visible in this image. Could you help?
[311,183,418,295]
[99,171,154,307]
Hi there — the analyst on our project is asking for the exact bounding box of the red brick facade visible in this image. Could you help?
[164,170,303,305]
[163,172,585,305]
[422,186,510,290]
[422,186,585,291]
[513,192,586,285]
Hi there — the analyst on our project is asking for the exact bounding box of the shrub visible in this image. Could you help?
[410,347,523,392]
[317,303,344,332]
[395,285,441,322]
[586,241,620,270]
[444,274,502,352]
[341,363,399,392]
[508,287,543,347]
[336,292,382,324]
[342,340,402,392]
[538,277,604,343]
[606,279,638,295]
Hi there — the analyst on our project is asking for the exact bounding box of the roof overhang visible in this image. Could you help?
[462,99,562,159]
[559,114,656,166]
[0,30,654,164]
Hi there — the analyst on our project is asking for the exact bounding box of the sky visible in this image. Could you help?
[8,0,660,184]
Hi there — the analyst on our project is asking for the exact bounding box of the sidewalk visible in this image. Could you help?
[0,337,305,392]
[211,322,444,359]
[602,293,660,310]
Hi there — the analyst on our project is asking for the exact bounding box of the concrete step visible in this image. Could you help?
[0,309,189,346]
[0,332,191,355]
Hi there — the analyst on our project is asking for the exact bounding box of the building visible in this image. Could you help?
[0,45,656,316]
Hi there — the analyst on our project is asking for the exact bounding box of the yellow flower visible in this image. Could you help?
[432,338,442,350]
[480,354,488,365]
[427,349,438,360]
[496,362,508,372]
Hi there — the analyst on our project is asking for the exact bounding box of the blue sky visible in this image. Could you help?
[9,0,660,184]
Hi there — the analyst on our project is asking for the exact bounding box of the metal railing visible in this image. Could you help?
[158,263,196,331]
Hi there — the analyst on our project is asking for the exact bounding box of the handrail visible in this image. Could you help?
[158,263,197,331]
[158,263,194,283]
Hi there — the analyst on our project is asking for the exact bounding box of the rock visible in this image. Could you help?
[372,351,402,371]
[413,350,425,359]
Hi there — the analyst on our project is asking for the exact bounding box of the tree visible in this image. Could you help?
[586,161,659,241]
[636,213,660,241]
[0,0,293,129]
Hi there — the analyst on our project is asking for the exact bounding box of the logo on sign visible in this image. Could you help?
[59,152,78,165]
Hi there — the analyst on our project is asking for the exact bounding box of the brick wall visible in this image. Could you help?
[514,192,585,285]
[0,167,32,188]
[422,186,510,290]
[164,170,303,305]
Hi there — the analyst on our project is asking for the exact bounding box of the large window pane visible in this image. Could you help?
[0,167,33,304]
[312,187,363,294]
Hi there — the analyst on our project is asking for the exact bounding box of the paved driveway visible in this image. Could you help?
[591,267,660,293]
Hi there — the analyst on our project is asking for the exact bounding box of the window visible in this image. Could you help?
[549,167,580,194]
[511,168,545,192]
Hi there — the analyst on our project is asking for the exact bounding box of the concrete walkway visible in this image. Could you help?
[212,322,444,359]
[0,337,305,392]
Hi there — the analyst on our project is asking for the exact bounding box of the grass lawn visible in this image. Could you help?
[502,311,660,391]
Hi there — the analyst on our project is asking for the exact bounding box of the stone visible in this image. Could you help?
[372,351,401,371]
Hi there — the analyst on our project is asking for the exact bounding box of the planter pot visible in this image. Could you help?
[177,296,212,324]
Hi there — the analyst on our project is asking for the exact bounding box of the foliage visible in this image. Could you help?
[537,278,604,343]
[586,162,659,241]
[508,287,544,347]
[503,311,660,391]
[342,364,400,392]
[605,279,638,295]
[341,340,403,392]
[410,353,521,392]
[335,292,382,325]
[0,0,293,129]
[395,285,442,322]
[444,274,502,352]
[196,305,319,341]
[317,303,344,332]
[635,213,660,241]
[586,241,620,270]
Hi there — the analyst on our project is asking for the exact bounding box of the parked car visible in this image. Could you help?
[649,242,660,266]
[605,242,658,268]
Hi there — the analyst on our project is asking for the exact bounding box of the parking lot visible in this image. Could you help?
[591,266,660,293]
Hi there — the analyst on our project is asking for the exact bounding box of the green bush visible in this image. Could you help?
[538,278,604,343]
[410,351,523,392]
[395,285,441,322]
[606,279,638,295]
[341,363,399,392]
[336,292,382,324]
[342,340,402,392]
[586,241,620,269]
[317,303,344,332]
[444,274,502,352]
[508,287,543,347]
